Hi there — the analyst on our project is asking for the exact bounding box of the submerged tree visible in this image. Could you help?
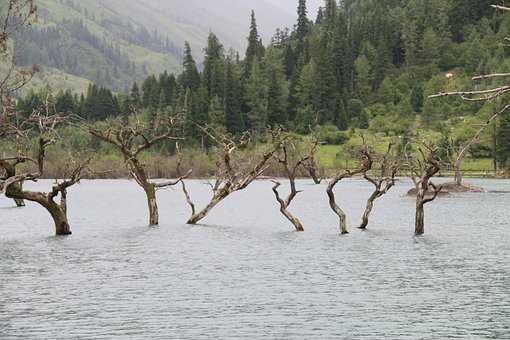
[271,136,318,231]
[186,127,280,225]
[88,114,190,226]
[359,144,399,230]
[406,144,443,235]
[303,137,324,184]
[327,148,372,234]
[2,111,90,235]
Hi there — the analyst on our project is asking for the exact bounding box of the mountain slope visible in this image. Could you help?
[14,0,297,92]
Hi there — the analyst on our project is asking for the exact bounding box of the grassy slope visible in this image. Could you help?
[28,0,181,92]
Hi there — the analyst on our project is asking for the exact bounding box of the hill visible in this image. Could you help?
[14,0,296,91]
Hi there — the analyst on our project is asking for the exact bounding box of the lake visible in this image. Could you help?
[1,178,509,339]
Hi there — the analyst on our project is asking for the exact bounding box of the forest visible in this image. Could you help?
[12,0,510,176]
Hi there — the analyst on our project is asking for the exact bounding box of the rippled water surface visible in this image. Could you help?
[1,178,509,339]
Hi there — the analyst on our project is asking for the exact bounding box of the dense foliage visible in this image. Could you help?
[14,0,510,170]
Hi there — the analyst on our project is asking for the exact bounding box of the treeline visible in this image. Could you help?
[14,0,510,168]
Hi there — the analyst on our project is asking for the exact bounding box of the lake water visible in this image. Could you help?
[1,178,509,339]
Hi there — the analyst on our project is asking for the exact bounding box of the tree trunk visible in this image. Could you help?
[280,208,304,231]
[46,200,72,235]
[6,188,71,235]
[187,190,228,225]
[14,198,25,207]
[359,193,377,230]
[308,167,322,185]
[327,176,350,235]
[454,160,463,186]
[144,184,159,226]
[415,202,425,235]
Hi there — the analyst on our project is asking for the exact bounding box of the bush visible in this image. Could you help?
[315,124,348,145]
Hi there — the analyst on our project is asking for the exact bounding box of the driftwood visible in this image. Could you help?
[88,114,190,225]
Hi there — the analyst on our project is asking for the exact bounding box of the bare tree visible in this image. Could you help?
[270,137,313,232]
[405,144,443,235]
[429,4,510,187]
[2,111,90,235]
[359,144,400,230]
[303,137,324,184]
[186,128,280,225]
[326,148,372,234]
[88,114,190,226]
[175,142,195,216]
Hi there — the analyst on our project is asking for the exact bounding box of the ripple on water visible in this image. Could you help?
[1,179,509,339]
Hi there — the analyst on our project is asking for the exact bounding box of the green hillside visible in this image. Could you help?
[15,0,182,91]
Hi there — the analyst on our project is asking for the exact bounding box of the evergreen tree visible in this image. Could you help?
[203,33,225,101]
[497,112,510,168]
[244,10,263,78]
[224,57,244,134]
[245,60,268,133]
[130,82,142,108]
[296,0,309,43]
[181,41,200,91]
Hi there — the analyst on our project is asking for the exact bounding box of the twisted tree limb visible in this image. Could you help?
[327,148,372,234]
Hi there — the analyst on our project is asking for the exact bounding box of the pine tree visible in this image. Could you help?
[181,41,200,91]
[224,57,244,134]
[296,0,309,43]
[245,60,268,133]
[203,33,225,101]
[497,112,510,168]
[130,82,141,108]
[244,10,263,78]
[316,6,324,24]
[267,71,287,127]
[324,0,337,25]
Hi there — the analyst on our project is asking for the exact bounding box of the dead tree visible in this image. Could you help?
[175,142,195,216]
[327,148,372,234]
[429,4,510,184]
[304,137,324,184]
[2,111,89,235]
[359,144,400,230]
[270,137,313,232]
[406,145,443,235]
[186,128,280,225]
[444,104,510,189]
[88,115,190,226]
